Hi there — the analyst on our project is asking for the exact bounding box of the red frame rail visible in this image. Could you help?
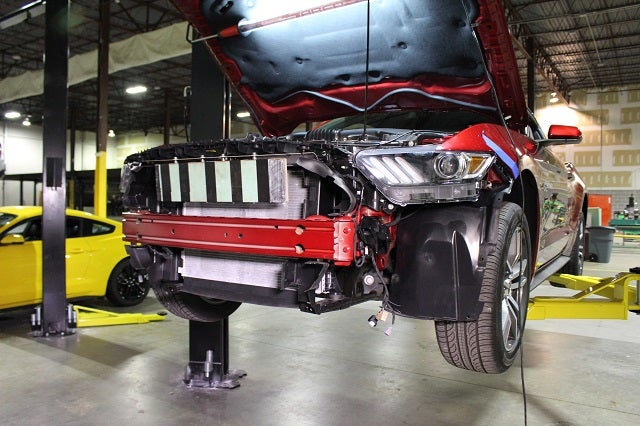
[122,212,356,264]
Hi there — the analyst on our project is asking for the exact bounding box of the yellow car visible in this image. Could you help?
[0,206,149,310]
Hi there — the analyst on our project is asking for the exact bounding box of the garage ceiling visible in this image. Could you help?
[1,0,639,135]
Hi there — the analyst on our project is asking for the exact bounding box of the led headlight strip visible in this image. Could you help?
[354,146,494,205]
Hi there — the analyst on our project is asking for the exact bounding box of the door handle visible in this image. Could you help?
[68,248,84,254]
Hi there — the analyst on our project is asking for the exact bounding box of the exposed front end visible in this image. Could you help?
[121,125,513,321]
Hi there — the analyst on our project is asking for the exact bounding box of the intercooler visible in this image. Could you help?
[181,169,309,289]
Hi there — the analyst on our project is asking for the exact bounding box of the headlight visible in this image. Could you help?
[354,147,494,205]
[434,153,466,180]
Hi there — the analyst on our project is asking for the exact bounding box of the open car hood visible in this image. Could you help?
[172,0,527,136]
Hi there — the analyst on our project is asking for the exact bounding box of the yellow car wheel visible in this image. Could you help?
[105,258,150,307]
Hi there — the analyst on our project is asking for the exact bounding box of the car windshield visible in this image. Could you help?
[319,110,499,132]
[0,213,17,227]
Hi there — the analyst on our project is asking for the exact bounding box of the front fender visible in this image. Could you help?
[390,205,490,321]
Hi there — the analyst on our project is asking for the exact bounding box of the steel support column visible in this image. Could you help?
[526,38,535,112]
[163,88,171,146]
[39,0,71,337]
[69,107,76,208]
[94,0,110,217]
[183,34,244,388]
[190,35,231,141]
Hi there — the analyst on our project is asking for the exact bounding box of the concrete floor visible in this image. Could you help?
[1,246,640,426]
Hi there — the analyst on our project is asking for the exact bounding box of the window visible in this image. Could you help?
[1,216,115,240]
[0,213,17,227]
[85,219,115,236]
[3,218,42,241]
[66,217,82,238]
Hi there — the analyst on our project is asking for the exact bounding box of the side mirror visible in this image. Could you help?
[541,125,582,146]
[0,234,25,245]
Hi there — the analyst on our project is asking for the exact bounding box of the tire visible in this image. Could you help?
[105,258,151,307]
[435,202,531,373]
[152,283,241,322]
[559,211,585,275]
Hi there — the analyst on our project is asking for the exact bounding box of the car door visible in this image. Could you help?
[0,218,42,309]
[64,216,94,298]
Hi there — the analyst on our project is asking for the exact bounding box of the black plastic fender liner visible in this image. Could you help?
[390,205,489,321]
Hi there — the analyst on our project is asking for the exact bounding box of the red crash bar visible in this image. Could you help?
[122,212,356,264]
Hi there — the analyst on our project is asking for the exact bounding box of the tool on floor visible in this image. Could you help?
[71,305,166,327]
[31,304,166,333]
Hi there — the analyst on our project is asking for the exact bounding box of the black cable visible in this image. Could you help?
[183,86,191,143]
[521,341,527,425]
[362,0,371,136]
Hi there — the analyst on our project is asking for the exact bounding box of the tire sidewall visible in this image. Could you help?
[482,202,531,370]
[152,284,241,322]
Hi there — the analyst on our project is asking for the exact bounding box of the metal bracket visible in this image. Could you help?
[184,352,247,389]
[184,319,246,390]
[30,303,76,337]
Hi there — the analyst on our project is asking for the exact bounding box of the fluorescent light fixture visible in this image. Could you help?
[4,111,21,119]
[108,129,116,138]
[22,117,31,126]
[125,85,147,94]
[236,111,251,118]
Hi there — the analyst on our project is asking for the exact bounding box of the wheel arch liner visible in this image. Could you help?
[390,205,488,321]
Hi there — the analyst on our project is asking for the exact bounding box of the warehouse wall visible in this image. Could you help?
[0,122,184,205]
[536,85,640,212]
[0,119,261,205]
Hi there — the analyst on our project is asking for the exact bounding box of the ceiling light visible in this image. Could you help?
[4,111,21,119]
[236,111,251,118]
[125,85,147,94]
[22,117,31,126]
[549,93,559,104]
[108,129,116,137]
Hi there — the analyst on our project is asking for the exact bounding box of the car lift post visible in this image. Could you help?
[36,0,74,337]
[182,32,245,388]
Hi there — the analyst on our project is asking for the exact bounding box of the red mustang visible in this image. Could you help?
[121,0,586,373]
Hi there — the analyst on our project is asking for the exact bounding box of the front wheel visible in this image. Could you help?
[435,202,531,373]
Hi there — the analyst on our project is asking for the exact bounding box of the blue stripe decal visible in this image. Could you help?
[482,133,519,179]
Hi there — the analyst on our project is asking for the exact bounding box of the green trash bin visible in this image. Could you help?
[586,226,615,263]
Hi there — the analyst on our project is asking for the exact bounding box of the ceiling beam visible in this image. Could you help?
[505,0,570,103]
[508,3,640,26]
[0,21,190,105]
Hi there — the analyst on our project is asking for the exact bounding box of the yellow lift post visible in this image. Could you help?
[528,272,640,320]
[73,305,166,328]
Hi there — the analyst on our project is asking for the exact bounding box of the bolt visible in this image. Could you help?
[363,274,375,286]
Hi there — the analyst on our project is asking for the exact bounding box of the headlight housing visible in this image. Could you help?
[354,146,494,205]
